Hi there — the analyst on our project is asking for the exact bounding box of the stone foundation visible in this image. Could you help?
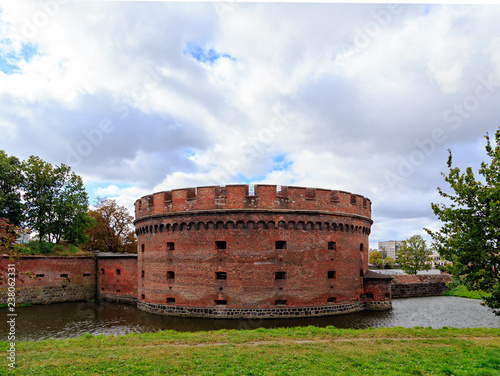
[7,284,95,305]
[364,300,392,310]
[100,293,138,305]
[137,299,368,318]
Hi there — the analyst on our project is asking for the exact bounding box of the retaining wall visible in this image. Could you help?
[0,256,96,305]
[391,274,454,298]
[0,254,138,305]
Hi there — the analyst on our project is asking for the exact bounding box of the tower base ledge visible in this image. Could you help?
[137,300,391,319]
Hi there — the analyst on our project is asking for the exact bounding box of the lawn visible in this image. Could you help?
[2,326,499,375]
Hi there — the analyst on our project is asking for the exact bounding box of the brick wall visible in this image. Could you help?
[0,256,96,304]
[391,274,454,298]
[1,254,139,306]
[97,254,137,304]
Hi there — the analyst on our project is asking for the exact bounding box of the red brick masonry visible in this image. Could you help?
[0,254,138,305]
[391,274,454,298]
[0,256,96,305]
[98,253,138,304]
[133,184,393,318]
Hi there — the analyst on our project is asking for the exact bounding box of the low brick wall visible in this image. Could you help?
[391,274,454,298]
[97,253,138,305]
[1,253,138,306]
[0,255,96,304]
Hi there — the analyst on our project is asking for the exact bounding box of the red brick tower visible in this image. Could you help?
[134,185,390,318]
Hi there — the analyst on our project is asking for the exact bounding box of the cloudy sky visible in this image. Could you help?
[1,1,500,249]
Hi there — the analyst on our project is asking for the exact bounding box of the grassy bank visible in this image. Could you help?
[444,283,492,300]
[15,241,92,257]
[2,326,500,375]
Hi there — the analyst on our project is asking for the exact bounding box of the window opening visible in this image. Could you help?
[216,272,227,280]
[275,271,287,280]
[275,240,287,249]
[215,241,227,250]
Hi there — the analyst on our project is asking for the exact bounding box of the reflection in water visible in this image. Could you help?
[4,296,500,342]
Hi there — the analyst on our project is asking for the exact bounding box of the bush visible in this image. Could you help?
[21,241,56,255]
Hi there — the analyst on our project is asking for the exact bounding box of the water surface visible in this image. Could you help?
[4,296,499,342]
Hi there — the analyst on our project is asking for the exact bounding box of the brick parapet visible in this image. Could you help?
[135,185,372,221]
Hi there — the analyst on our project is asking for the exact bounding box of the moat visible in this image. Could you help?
[5,296,500,341]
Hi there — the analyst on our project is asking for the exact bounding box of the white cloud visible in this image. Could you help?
[1,2,500,245]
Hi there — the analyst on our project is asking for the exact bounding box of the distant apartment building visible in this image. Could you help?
[378,240,403,260]
[429,253,451,268]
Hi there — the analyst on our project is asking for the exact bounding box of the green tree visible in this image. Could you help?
[379,246,388,260]
[398,235,432,275]
[426,130,500,315]
[65,212,96,245]
[23,156,89,244]
[0,150,24,227]
[384,256,396,268]
[369,250,382,265]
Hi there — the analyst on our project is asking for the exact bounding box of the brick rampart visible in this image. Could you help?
[97,254,138,304]
[391,274,454,298]
[1,254,138,306]
[134,185,387,318]
[0,256,96,305]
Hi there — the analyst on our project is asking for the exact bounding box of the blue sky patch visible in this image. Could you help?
[272,154,292,171]
[184,150,196,159]
[0,55,18,74]
[21,43,38,62]
[237,173,266,184]
[184,42,234,64]
[0,42,38,75]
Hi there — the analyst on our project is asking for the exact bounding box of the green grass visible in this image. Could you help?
[2,327,500,375]
[444,283,492,300]
[16,241,91,256]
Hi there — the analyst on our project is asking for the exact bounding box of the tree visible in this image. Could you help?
[0,217,21,255]
[398,235,432,275]
[0,150,24,227]
[64,212,96,245]
[369,250,382,265]
[426,129,500,315]
[85,198,137,253]
[379,245,388,260]
[384,256,396,268]
[22,156,89,243]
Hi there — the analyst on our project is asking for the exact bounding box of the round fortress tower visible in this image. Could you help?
[134,185,391,318]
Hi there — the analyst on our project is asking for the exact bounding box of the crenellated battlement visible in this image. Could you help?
[135,185,371,220]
